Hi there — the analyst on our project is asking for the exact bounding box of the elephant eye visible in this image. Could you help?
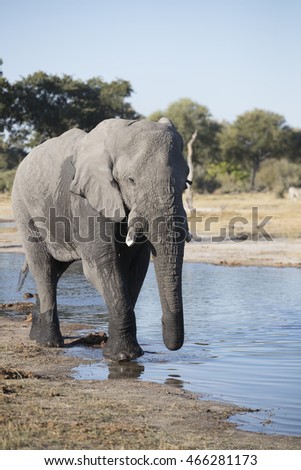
[128,177,136,185]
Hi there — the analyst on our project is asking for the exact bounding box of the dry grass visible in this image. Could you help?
[2,192,300,239]
[188,192,301,239]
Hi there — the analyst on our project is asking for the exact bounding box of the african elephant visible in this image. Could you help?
[12,118,190,361]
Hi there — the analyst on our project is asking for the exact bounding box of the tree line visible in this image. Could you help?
[1,71,300,194]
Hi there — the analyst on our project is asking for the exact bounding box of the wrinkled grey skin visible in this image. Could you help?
[12,118,190,361]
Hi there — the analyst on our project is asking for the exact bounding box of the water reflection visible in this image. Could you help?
[165,376,185,389]
[107,361,145,380]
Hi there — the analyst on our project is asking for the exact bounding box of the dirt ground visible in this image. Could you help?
[1,314,301,450]
[1,193,301,449]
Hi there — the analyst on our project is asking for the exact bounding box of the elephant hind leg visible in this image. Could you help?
[24,243,70,347]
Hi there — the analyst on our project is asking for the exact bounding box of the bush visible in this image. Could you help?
[256,158,301,197]
[213,171,250,193]
[198,161,250,194]
[0,170,16,193]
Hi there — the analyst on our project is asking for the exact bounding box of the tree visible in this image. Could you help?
[0,134,24,170]
[286,127,301,162]
[219,109,288,190]
[0,76,13,133]
[1,72,139,151]
[149,98,222,192]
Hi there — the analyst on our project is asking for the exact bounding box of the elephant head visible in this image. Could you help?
[70,117,190,351]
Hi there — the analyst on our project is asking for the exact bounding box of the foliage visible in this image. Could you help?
[1,70,300,195]
[1,71,139,151]
[285,127,301,162]
[256,158,301,197]
[219,109,288,190]
[149,103,300,194]
[0,134,25,170]
[203,161,250,194]
[0,169,16,192]
[149,98,221,162]
[0,78,13,140]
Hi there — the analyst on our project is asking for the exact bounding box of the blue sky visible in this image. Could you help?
[1,0,300,127]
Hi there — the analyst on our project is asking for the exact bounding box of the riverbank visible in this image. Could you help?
[1,314,300,449]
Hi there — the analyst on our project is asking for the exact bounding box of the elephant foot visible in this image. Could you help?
[103,336,144,362]
[29,310,64,348]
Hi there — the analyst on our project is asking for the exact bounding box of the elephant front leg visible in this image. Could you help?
[82,260,143,362]
[103,306,144,362]
[103,242,150,361]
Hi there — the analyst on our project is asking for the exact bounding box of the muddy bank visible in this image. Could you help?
[1,315,300,450]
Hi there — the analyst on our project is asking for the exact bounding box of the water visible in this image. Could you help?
[0,221,16,229]
[0,252,300,436]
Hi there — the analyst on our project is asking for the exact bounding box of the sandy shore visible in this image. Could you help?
[184,238,301,267]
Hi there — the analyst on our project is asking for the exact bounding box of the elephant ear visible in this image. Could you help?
[70,123,126,221]
[158,117,174,127]
[158,117,184,151]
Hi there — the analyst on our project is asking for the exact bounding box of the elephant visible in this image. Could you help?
[12,117,191,361]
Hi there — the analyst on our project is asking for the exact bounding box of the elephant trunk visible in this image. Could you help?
[150,212,185,351]
[126,200,187,351]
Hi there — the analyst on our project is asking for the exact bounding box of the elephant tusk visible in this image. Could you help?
[126,227,136,247]
[126,237,135,247]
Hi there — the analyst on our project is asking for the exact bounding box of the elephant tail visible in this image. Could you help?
[17,260,29,292]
